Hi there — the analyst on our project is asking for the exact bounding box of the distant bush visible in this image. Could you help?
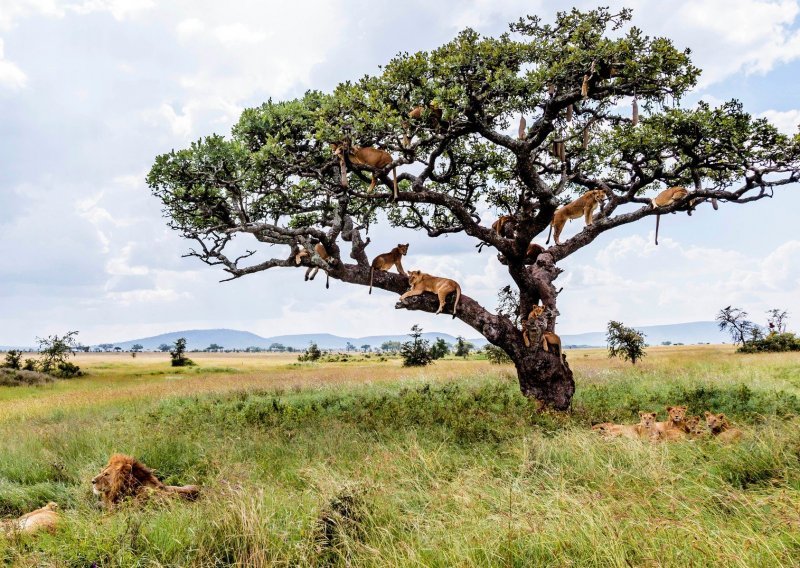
[0,368,54,387]
[400,325,433,367]
[170,337,195,367]
[298,342,322,362]
[3,350,22,370]
[22,358,37,371]
[739,332,800,353]
[483,345,512,364]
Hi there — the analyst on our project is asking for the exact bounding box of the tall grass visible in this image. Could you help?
[1,347,799,566]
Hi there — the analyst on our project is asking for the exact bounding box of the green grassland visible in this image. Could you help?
[1,347,799,567]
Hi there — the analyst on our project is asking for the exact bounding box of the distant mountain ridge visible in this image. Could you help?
[72,321,727,351]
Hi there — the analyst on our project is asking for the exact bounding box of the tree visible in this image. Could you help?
[716,306,756,348]
[361,344,371,353]
[298,342,322,362]
[766,309,789,335]
[170,337,193,367]
[131,344,144,353]
[380,341,402,353]
[158,343,171,352]
[345,342,356,352]
[3,350,22,370]
[36,331,82,377]
[269,342,286,352]
[147,8,799,410]
[400,325,433,367]
[113,346,122,353]
[429,338,450,360]
[98,343,114,352]
[606,321,647,365]
[206,343,224,352]
[484,344,513,364]
[454,337,473,358]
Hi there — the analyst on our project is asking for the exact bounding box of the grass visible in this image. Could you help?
[1,346,799,566]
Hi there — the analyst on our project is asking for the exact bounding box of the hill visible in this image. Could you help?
[94,321,727,351]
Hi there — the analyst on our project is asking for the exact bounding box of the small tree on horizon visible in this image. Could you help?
[170,337,193,367]
[716,306,756,348]
[298,342,322,362]
[3,350,22,370]
[454,337,473,359]
[157,343,171,352]
[606,321,646,365]
[36,330,82,377]
[400,325,433,367]
[766,309,789,335]
[429,338,450,360]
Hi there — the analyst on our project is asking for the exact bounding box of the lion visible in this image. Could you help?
[704,412,743,442]
[399,270,461,317]
[91,454,200,508]
[684,415,707,438]
[592,411,658,440]
[655,405,688,440]
[2,502,59,536]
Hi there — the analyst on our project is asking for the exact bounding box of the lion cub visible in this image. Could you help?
[2,502,59,536]
[399,270,461,317]
[655,405,688,440]
[369,244,409,294]
[705,412,743,442]
[592,411,658,440]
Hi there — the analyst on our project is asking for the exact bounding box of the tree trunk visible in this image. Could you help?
[514,350,575,410]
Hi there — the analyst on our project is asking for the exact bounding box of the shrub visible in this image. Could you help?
[22,358,37,371]
[36,331,81,376]
[170,337,194,367]
[401,325,433,367]
[56,361,83,378]
[3,350,22,370]
[298,342,322,362]
[483,345,512,364]
[739,332,800,353]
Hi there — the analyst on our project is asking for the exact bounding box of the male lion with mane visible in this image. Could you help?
[91,454,200,508]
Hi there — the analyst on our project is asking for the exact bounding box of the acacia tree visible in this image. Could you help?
[148,9,799,409]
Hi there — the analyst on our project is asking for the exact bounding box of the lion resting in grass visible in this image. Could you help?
[2,502,60,536]
[92,454,200,508]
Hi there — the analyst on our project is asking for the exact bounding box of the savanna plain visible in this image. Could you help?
[1,346,800,567]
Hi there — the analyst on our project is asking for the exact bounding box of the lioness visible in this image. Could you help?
[2,502,59,536]
[655,405,688,440]
[92,454,200,508]
[399,270,461,317]
[592,411,658,440]
[704,412,743,442]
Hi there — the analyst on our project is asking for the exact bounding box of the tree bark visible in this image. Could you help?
[515,351,574,410]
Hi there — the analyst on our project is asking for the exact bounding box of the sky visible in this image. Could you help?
[0,0,799,346]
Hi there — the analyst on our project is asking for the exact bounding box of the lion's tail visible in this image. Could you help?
[369,267,374,294]
[546,223,552,245]
[452,284,461,319]
[167,485,200,501]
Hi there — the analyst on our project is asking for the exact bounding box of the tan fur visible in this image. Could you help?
[305,242,335,289]
[492,215,514,237]
[546,190,606,245]
[522,305,545,348]
[2,503,59,536]
[524,243,545,264]
[541,331,565,367]
[408,105,442,123]
[331,143,398,199]
[684,415,707,438]
[705,412,743,442]
[400,270,461,317]
[655,405,688,438]
[651,186,689,245]
[593,412,658,440]
[91,454,200,509]
[369,244,409,294]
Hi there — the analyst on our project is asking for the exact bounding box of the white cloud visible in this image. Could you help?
[0,37,26,89]
[69,0,156,20]
[213,22,268,46]
[759,108,800,134]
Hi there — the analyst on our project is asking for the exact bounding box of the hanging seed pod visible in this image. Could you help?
[590,60,596,74]
[631,96,639,126]
[581,74,589,98]
[582,127,590,149]
[518,116,527,140]
[558,141,566,162]
[566,104,573,122]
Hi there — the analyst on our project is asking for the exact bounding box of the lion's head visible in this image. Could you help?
[638,411,658,428]
[91,454,165,506]
[666,405,688,426]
